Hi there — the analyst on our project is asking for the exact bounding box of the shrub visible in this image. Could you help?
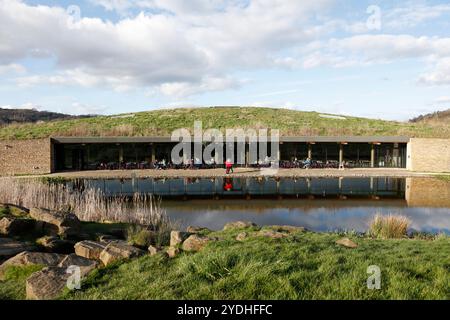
[369,214,411,239]
[127,225,156,248]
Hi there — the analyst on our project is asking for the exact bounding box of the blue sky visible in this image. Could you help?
[1,0,450,120]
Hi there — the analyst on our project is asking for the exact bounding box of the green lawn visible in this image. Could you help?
[1,227,448,300]
[1,107,448,140]
[59,229,449,300]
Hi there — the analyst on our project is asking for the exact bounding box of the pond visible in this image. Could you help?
[78,177,450,234]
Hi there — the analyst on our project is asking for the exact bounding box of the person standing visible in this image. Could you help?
[225,159,233,174]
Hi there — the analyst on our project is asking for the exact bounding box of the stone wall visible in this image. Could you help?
[0,139,52,175]
[405,177,450,207]
[407,138,450,173]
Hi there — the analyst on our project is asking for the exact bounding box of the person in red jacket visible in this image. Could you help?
[225,159,234,174]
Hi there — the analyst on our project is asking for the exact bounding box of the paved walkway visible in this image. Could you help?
[25,168,446,179]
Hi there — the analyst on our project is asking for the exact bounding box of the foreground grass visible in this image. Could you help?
[1,107,448,140]
[0,265,44,300]
[58,229,450,300]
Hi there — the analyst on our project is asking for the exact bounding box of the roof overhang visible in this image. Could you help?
[51,136,411,144]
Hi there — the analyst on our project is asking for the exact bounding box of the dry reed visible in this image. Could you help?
[369,214,411,239]
[0,178,171,229]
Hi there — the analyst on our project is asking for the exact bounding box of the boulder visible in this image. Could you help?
[0,238,35,260]
[186,226,212,234]
[257,229,289,239]
[166,246,180,258]
[98,234,117,243]
[335,238,358,249]
[223,221,257,230]
[182,235,214,252]
[0,217,35,236]
[74,241,107,260]
[30,208,80,237]
[37,236,74,254]
[99,241,145,266]
[58,254,98,277]
[1,251,66,280]
[236,232,248,241]
[170,231,191,247]
[148,245,163,256]
[26,267,69,300]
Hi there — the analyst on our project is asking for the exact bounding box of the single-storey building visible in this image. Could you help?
[0,136,449,175]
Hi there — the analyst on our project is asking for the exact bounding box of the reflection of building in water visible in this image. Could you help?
[406,178,450,207]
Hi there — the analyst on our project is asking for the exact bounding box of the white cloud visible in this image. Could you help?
[434,96,450,104]
[71,102,108,115]
[0,0,333,97]
[0,63,26,75]
[0,102,43,110]
[419,58,450,86]
[384,3,450,29]
[158,76,239,98]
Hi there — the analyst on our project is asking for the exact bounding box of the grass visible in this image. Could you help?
[0,204,29,219]
[436,175,450,182]
[55,228,450,300]
[126,225,157,248]
[0,107,449,140]
[369,214,411,239]
[0,265,44,300]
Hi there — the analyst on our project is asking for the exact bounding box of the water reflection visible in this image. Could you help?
[83,176,408,199]
[74,177,450,234]
[164,199,450,234]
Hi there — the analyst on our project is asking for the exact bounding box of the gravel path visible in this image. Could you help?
[27,168,444,179]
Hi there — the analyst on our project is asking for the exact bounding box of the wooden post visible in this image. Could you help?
[245,143,249,167]
[151,143,156,162]
[370,144,375,168]
[118,144,123,162]
[339,144,344,166]
[308,143,312,159]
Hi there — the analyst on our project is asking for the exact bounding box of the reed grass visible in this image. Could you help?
[0,178,172,231]
[369,214,411,239]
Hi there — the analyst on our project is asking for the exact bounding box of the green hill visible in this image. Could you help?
[0,107,448,140]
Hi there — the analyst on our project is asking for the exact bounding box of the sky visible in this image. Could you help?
[1,0,450,120]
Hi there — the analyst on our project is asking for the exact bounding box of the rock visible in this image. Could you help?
[166,246,180,258]
[257,229,288,239]
[30,208,80,237]
[335,238,358,248]
[182,235,214,252]
[0,251,66,280]
[0,238,35,260]
[74,241,107,260]
[26,267,70,300]
[148,245,163,256]
[236,232,248,241]
[269,225,305,233]
[98,234,117,243]
[223,221,257,230]
[58,254,98,277]
[186,226,211,234]
[99,241,145,266]
[0,217,35,236]
[170,231,191,247]
[37,236,74,254]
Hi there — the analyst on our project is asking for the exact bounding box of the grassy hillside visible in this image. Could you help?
[0,107,448,140]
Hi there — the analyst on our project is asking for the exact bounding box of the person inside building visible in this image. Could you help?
[303,157,312,169]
